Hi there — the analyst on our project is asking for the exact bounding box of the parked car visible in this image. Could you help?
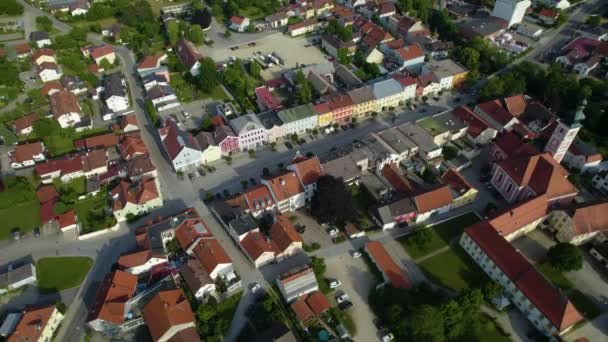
[188,173,195,180]
[338,300,353,310]
[198,168,206,176]
[250,283,261,294]
[328,228,339,236]
[33,228,40,237]
[329,279,342,288]
[295,224,306,233]
[351,250,362,258]
[182,110,191,119]
[336,291,349,303]
[285,142,294,149]
[382,333,395,341]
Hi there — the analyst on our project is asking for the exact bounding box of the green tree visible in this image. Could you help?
[197,57,218,92]
[548,243,583,271]
[452,46,480,70]
[294,69,313,104]
[397,0,413,14]
[586,15,601,28]
[166,20,180,45]
[187,24,205,44]
[224,29,232,39]
[407,305,445,341]
[428,9,457,41]
[482,281,503,301]
[310,256,327,277]
[310,175,357,225]
[248,60,261,78]
[337,48,350,65]
[36,16,53,32]
[99,58,112,71]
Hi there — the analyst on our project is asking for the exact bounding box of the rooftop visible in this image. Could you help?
[417,110,467,136]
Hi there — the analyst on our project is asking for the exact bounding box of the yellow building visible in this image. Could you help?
[348,86,377,118]
[314,103,334,127]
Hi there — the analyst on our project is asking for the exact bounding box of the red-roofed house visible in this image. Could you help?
[460,222,583,337]
[287,155,324,200]
[270,215,303,260]
[413,185,454,222]
[365,241,410,289]
[262,171,305,213]
[452,106,497,145]
[243,185,277,218]
[441,168,478,208]
[290,291,330,324]
[489,131,539,162]
[10,142,46,168]
[192,238,233,280]
[36,185,59,204]
[240,231,278,268]
[474,99,518,132]
[119,134,148,160]
[547,200,608,245]
[110,178,163,221]
[290,297,316,324]
[120,114,139,133]
[87,271,138,332]
[488,195,549,240]
[143,289,199,342]
[117,249,168,275]
[380,41,425,71]
[49,90,82,128]
[229,16,250,32]
[175,39,201,76]
[55,209,78,231]
[7,305,64,342]
[255,86,283,111]
[12,43,31,58]
[174,211,213,254]
[538,8,559,25]
[13,112,39,135]
[158,118,203,172]
[556,36,607,76]
[82,44,116,65]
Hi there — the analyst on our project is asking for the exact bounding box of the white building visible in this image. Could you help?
[0,264,37,294]
[262,172,306,213]
[277,103,318,136]
[49,90,82,129]
[230,113,268,152]
[276,266,319,303]
[38,63,62,82]
[158,119,203,172]
[117,250,168,275]
[102,73,129,113]
[492,0,531,27]
[372,78,405,110]
[287,155,324,201]
[147,84,180,111]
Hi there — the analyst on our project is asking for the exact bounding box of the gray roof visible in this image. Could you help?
[308,72,333,94]
[0,313,22,337]
[30,31,50,42]
[138,65,169,78]
[347,85,375,105]
[375,197,417,223]
[372,78,403,100]
[397,122,440,153]
[229,215,258,235]
[335,64,362,87]
[230,113,265,135]
[257,110,284,129]
[285,62,335,84]
[458,18,506,39]
[103,72,126,98]
[0,264,35,288]
[277,103,316,124]
[417,110,468,136]
[422,59,467,79]
[376,127,418,155]
[321,154,361,182]
[147,84,175,100]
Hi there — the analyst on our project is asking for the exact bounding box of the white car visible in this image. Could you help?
[329,280,342,289]
[336,292,349,304]
[182,111,191,118]
[328,228,339,236]
[382,333,394,342]
[351,251,362,258]
[250,283,261,294]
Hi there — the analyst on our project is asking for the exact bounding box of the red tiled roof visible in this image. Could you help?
[305,291,330,315]
[493,131,539,159]
[40,81,64,96]
[488,195,548,236]
[36,185,59,204]
[55,209,76,229]
[8,305,57,342]
[502,95,527,117]
[565,201,608,236]
[397,44,424,61]
[270,215,303,253]
[381,164,415,194]
[539,8,558,19]
[89,44,114,60]
[231,16,245,25]
[313,102,332,115]
[117,249,153,269]
[81,133,119,149]
[13,142,44,163]
[119,134,148,160]
[13,43,31,55]
[290,156,324,186]
[243,185,276,212]
[392,73,417,87]
[291,297,315,323]
[441,168,474,195]
[192,238,231,275]
[88,271,138,324]
[240,231,278,261]
[120,114,139,130]
[175,39,201,70]
[40,200,55,222]
[452,106,491,138]
[49,90,80,118]
[465,222,583,332]
[264,171,304,201]
[137,53,166,70]
[413,185,453,213]
[14,112,39,133]
[143,289,196,342]
[111,178,159,211]
[476,99,514,126]
[35,156,82,177]
[344,222,361,236]
[174,211,213,251]
[32,48,54,61]
[165,327,200,342]
[158,119,200,160]
[255,86,282,110]
[365,241,410,289]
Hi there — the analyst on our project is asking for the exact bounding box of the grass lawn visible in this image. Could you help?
[417,116,447,136]
[44,134,74,157]
[0,200,40,239]
[536,261,573,290]
[74,193,116,234]
[399,212,480,259]
[418,246,489,292]
[568,290,600,320]
[240,6,270,21]
[465,314,511,342]
[201,86,230,101]
[0,124,17,144]
[36,257,93,293]
[56,176,86,195]
[171,74,229,103]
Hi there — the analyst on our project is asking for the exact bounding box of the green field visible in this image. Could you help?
[36,257,93,293]
[0,200,41,239]
[399,212,480,259]
[419,246,489,292]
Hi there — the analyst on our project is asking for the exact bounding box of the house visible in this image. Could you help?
[266,11,289,29]
[327,93,354,124]
[101,24,122,43]
[460,222,583,336]
[125,155,157,182]
[458,17,507,40]
[117,250,168,275]
[538,8,559,25]
[387,15,430,43]
[277,103,318,136]
[290,291,331,324]
[262,172,306,213]
[32,48,56,66]
[87,271,138,333]
[397,122,442,162]
[371,197,417,230]
[413,185,454,222]
[10,142,46,169]
[120,114,139,133]
[214,124,240,155]
[230,113,267,152]
[321,34,356,59]
[345,222,365,239]
[143,289,199,342]
[441,169,478,208]
[491,0,531,28]
[194,131,222,164]
[546,201,608,245]
[0,264,37,294]
[270,215,303,260]
[192,238,234,280]
[240,231,278,268]
[61,75,87,95]
[40,81,64,97]
[158,118,203,172]
[379,40,425,72]
[180,258,217,300]
[420,59,468,91]
[555,36,607,76]
[258,110,286,142]
[102,73,129,114]
[391,73,418,101]
[365,241,410,289]
[255,86,283,111]
[474,99,519,132]
[82,44,116,66]
[348,85,377,118]
[175,39,202,76]
[276,266,319,303]
[452,106,497,145]
[77,132,119,151]
[517,22,544,39]
[216,102,239,120]
[4,305,64,342]
[490,153,578,204]
[592,171,608,195]
[12,43,31,58]
[13,112,39,135]
[35,150,107,184]
[111,178,163,221]
[288,18,320,36]
[287,155,324,200]
[422,40,454,59]
[55,209,78,231]
[229,16,250,32]
[49,90,81,128]
[372,78,405,110]
[147,84,180,111]
[243,185,277,218]
[334,64,362,89]
[562,139,603,173]
[37,62,62,83]
[30,31,51,48]
[227,214,259,241]
[174,212,213,255]
[416,110,468,146]
[69,0,90,16]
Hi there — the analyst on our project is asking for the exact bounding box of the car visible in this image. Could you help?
[335,291,349,303]
[285,142,294,149]
[182,110,191,118]
[198,168,206,176]
[188,173,195,180]
[295,224,306,233]
[249,177,256,185]
[382,333,395,342]
[250,283,261,294]
[223,189,231,197]
[351,250,362,258]
[338,300,353,310]
[329,279,342,288]
[328,228,339,236]
[299,138,307,144]
[249,42,256,46]
[33,228,40,237]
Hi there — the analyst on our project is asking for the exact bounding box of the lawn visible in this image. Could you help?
[171,74,229,103]
[349,185,376,229]
[56,176,86,196]
[0,123,17,144]
[399,212,481,259]
[418,246,489,292]
[74,192,116,234]
[44,134,74,157]
[36,257,93,293]
[536,261,573,290]
[568,290,600,320]
[0,200,40,239]
[240,6,270,21]
[464,314,511,342]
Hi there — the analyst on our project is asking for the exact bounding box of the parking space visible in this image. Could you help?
[290,211,334,249]
[325,255,380,342]
[158,99,221,131]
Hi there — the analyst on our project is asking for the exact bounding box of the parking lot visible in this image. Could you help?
[158,98,222,131]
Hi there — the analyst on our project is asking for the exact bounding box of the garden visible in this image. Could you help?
[418,246,490,292]
[0,176,40,239]
[36,257,93,293]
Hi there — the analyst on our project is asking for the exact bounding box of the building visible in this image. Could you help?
[158,119,203,172]
[102,73,129,113]
[32,48,56,66]
[49,90,81,128]
[287,18,320,37]
[372,78,405,110]
[214,124,240,155]
[441,168,478,208]
[290,291,331,325]
[546,201,608,245]
[87,271,138,333]
[180,258,216,300]
[397,123,442,162]
[327,93,354,124]
[321,34,356,59]
[266,11,289,29]
[420,59,468,91]
[117,250,168,275]
[365,241,410,288]
[592,171,608,195]
[10,142,46,169]
[227,214,258,241]
[452,106,497,145]
[491,0,531,27]
[371,197,417,230]
[243,185,277,218]
[262,172,306,213]
[230,113,267,152]
[276,266,319,303]
[544,104,585,163]
[379,40,425,72]
[174,214,213,255]
[458,17,507,40]
[61,74,87,95]
[37,62,62,83]
[30,31,52,48]
[258,110,286,142]
[270,215,303,260]
[5,305,64,342]
[277,103,318,136]
[13,112,39,135]
[348,85,377,118]
[255,86,282,112]
[111,179,163,221]
[416,110,468,146]
[82,44,116,66]
[147,84,180,111]
[517,22,544,39]
[175,39,202,76]
[143,289,199,342]
[460,222,583,337]
[35,150,107,184]
[192,238,234,280]
[240,231,278,268]
[414,185,454,222]
[287,155,324,200]
[555,37,608,76]
[0,264,37,294]
[193,131,221,164]
[563,139,603,173]
[229,16,250,32]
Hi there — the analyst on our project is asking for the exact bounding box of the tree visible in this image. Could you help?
[548,243,583,271]
[197,57,218,92]
[428,9,457,41]
[397,0,412,14]
[337,48,350,65]
[452,46,480,71]
[99,58,112,71]
[310,256,327,277]
[248,60,261,78]
[36,16,53,32]
[407,305,445,341]
[201,117,214,131]
[310,175,357,225]
[294,69,312,104]
[187,24,205,44]
[224,29,232,39]
[482,281,502,301]
[412,228,432,246]
[0,0,23,16]
[166,20,180,45]
[586,15,601,28]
